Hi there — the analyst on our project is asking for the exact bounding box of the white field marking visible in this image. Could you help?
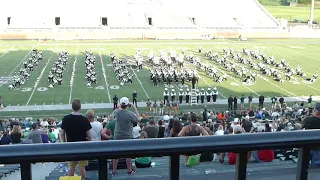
[117,44,150,99]
[0,45,15,59]
[68,45,78,104]
[228,44,298,97]
[98,44,112,103]
[0,43,39,88]
[189,43,260,97]
[271,44,320,69]
[289,46,305,49]
[26,46,56,106]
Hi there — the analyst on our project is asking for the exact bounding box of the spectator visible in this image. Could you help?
[165,118,174,137]
[302,102,320,168]
[40,119,49,127]
[252,126,274,163]
[265,123,272,132]
[86,110,103,141]
[60,99,92,179]
[102,116,115,140]
[157,120,165,138]
[202,106,208,122]
[170,120,182,137]
[10,119,19,129]
[215,125,224,135]
[133,121,141,139]
[48,129,57,143]
[294,123,302,130]
[208,111,217,120]
[41,129,50,143]
[112,97,140,176]
[28,123,43,144]
[228,127,251,165]
[0,132,11,145]
[135,131,151,168]
[242,116,253,133]
[10,125,23,144]
[231,118,240,130]
[178,113,209,165]
[143,119,158,138]
[219,127,233,163]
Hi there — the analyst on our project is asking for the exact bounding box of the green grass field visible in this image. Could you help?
[0,39,319,117]
[265,6,320,21]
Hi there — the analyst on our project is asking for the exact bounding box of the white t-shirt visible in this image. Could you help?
[133,126,141,139]
[90,121,103,141]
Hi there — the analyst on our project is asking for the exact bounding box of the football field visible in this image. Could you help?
[0,39,319,107]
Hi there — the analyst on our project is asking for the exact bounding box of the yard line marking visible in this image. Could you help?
[98,44,111,103]
[117,44,150,99]
[68,45,78,104]
[0,43,39,88]
[0,45,15,59]
[26,46,56,106]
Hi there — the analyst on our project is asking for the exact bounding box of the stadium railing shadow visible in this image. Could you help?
[0,130,319,180]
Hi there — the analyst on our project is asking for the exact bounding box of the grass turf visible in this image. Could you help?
[264,6,320,22]
[0,39,319,117]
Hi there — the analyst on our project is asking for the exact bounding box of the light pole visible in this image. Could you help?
[309,0,315,25]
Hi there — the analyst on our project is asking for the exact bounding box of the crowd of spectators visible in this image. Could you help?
[0,97,319,179]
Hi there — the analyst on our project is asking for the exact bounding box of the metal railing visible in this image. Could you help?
[0,130,320,180]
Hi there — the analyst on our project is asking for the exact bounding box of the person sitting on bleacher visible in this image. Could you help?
[0,132,11,145]
[251,126,274,163]
[135,131,152,168]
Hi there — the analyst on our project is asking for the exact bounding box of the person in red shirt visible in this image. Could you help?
[252,126,274,163]
[228,127,251,165]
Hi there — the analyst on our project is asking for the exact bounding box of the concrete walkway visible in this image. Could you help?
[0,96,319,112]
[2,163,58,180]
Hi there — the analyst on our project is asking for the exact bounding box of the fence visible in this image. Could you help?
[0,130,320,180]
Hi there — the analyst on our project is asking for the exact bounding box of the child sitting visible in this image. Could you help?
[135,131,152,168]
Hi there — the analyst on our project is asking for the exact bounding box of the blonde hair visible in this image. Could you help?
[11,125,19,133]
[140,131,148,139]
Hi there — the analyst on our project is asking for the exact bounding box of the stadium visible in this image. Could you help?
[0,0,320,180]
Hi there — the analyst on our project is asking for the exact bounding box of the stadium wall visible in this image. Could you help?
[1,28,320,40]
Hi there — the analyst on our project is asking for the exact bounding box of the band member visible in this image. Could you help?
[196,89,200,103]
[198,47,202,53]
[185,89,190,104]
[212,87,218,102]
[163,88,169,104]
[171,89,176,102]
[179,89,184,104]
[206,88,212,103]
[200,88,205,103]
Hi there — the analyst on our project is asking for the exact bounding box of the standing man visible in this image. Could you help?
[163,88,169,104]
[259,94,265,108]
[206,88,212,103]
[87,110,103,141]
[308,95,313,107]
[112,97,140,176]
[146,99,152,116]
[196,89,200,103]
[248,93,253,109]
[28,123,43,144]
[233,96,238,111]
[200,88,205,104]
[185,89,190,104]
[212,87,218,103]
[279,96,285,108]
[240,94,245,111]
[171,89,176,102]
[228,95,233,111]
[60,99,92,179]
[132,90,138,107]
[178,89,184,104]
[191,76,197,89]
[271,95,277,110]
[113,95,118,110]
[143,119,159,138]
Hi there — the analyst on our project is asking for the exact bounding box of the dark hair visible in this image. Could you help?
[191,113,197,122]
[228,127,233,134]
[265,123,272,132]
[149,119,154,125]
[3,132,8,137]
[120,104,128,109]
[133,121,138,127]
[172,120,182,136]
[72,99,81,111]
[168,118,174,130]
[158,120,163,126]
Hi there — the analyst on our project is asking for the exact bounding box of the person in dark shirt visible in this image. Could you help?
[302,103,320,168]
[132,91,138,107]
[113,95,118,110]
[259,94,264,108]
[60,99,92,179]
[242,118,253,133]
[248,94,253,109]
[0,132,11,145]
[279,97,284,108]
[228,95,233,110]
[10,120,19,129]
[233,96,238,111]
[203,106,208,122]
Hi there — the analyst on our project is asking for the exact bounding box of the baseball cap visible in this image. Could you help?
[234,118,239,123]
[120,97,129,105]
[315,102,320,111]
[163,115,170,121]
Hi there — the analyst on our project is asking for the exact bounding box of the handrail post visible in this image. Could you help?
[98,158,108,180]
[20,161,32,180]
[296,147,311,180]
[236,152,248,180]
[169,154,180,180]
